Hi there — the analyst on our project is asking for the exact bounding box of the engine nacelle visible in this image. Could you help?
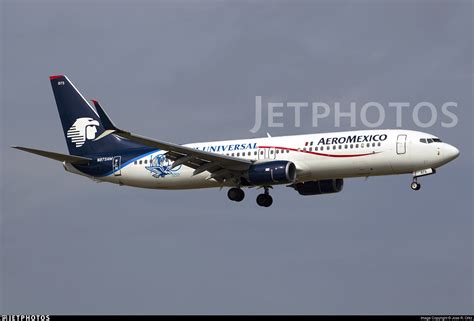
[247,161,296,185]
[294,179,344,196]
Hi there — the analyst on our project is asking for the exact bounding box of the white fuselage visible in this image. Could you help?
[84,129,459,189]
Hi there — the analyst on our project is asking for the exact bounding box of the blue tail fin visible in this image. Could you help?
[50,75,142,156]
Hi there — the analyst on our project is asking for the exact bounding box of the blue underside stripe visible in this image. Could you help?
[99,149,160,177]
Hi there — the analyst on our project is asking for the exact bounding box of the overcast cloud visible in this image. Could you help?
[1,0,472,314]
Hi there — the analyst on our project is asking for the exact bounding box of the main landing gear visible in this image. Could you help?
[227,186,273,207]
[256,186,273,207]
[228,187,245,202]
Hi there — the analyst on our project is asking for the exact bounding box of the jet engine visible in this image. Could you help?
[247,161,296,185]
[293,179,344,195]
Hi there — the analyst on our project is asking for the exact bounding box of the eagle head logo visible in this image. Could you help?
[66,117,100,147]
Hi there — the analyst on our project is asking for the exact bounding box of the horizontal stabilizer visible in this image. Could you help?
[12,146,92,164]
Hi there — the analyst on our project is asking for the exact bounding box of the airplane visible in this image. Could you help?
[13,75,460,207]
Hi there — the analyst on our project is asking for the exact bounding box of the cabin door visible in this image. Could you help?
[396,134,407,155]
[113,156,122,176]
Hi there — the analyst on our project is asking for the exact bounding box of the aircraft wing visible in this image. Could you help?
[92,100,253,181]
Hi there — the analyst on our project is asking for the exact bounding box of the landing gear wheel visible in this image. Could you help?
[256,193,273,207]
[228,188,245,202]
[410,182,421,191]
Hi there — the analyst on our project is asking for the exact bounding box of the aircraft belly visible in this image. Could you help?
[116,164,221,189]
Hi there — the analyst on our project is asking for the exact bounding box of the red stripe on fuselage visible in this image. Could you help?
[257,146,378,158]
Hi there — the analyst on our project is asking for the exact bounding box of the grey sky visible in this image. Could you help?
[1,0,472,314]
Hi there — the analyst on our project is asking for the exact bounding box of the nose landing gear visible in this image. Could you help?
[256,186,273,207]
[410,168,436,191]
[410,180,421,191]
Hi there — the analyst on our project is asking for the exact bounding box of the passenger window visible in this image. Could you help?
[232,153,235,156]
[333,145,336,150]
[345,145,348,149]
[378,142,381,146]
[315,147,318,151]
[372,143,376,147]
[237,152,240,156]
[270,150,274,154]
[254,151,257,155]
[338,145,342,149]
[260,151,263,155]
[134,161,137,165]
[310,141,313,146]
[350,144,354,149]
[144,159,148,164]
[139,160,142,164]
[309,147,312,152]
[355,144,359,148]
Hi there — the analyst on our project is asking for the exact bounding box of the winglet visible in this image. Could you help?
[91,100,118,130]
[91,100,130,141]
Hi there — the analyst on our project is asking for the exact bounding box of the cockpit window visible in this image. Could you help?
[420,137,442,144]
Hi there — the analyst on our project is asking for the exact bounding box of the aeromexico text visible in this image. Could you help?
[316,133,387,145]
[196,134,388,152]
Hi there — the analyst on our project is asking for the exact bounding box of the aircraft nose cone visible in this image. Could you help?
[444,144,460,162]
